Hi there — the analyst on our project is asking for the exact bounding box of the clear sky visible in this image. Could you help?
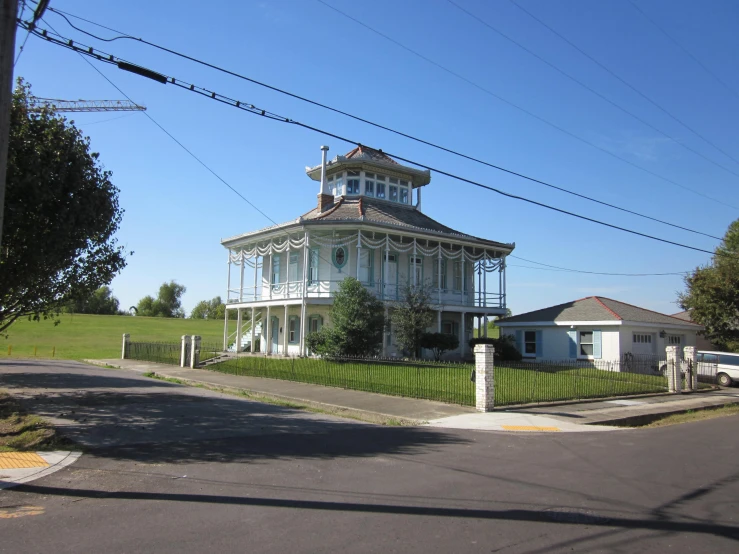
[13,0,739,317]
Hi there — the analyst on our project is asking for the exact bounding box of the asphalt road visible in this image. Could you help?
[1,359,738,553]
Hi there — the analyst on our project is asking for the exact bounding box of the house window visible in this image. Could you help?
[288,316,300,344]
[399,188,409,204]
[667,335,682,345]
[524,331,537,355]
[333,246,348,270]
[376,175,386,198]
[333,172,344,195]
[289,252,299,284]
[579,331,594,356]
[389,185,398,202]
[432,258,447,289]
[633,334,652,344]
[442,320,459,337]
[409,255,423,285]
[308,248,319,285]
[271,254,281,289]
[359,249,374,285]
[365,179,374,197]
[347,179,360,195]
[453,260,463,291]
[308,315,322,334]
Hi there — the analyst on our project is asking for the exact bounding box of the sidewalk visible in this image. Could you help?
[90,359,739,432]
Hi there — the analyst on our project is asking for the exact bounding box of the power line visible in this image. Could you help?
[314,0,735,209]
[508,0,739,174]
[23,22,725,259]
[508,255,687,276]
[446,0,739,176]
[40,6,725,240]
[628,0,739,101]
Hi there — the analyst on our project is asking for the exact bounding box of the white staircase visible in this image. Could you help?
[227,312,262,353]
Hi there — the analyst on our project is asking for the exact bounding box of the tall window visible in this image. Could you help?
[271,254,281,290]
[452,260,463,291]
[289,317,300,343]
[333,172,344,196]
[432,258,447,289]
[399,188,409,204]
[359,249,374,284]
[410,255,423,285]
[389,185,398,202]
[308,248,319,285]
[346,170,360,195]
[289,252,299,284]
[309,315,322,333]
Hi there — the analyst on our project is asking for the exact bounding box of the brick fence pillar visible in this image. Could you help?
[191,335,201,369]
[121,333,130,360]
[666,345,682,393]
[180,335,190,368]
[683,346,697,392]
[474,344,495,412]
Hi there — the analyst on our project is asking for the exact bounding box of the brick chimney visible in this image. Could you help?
[318,193,334,213]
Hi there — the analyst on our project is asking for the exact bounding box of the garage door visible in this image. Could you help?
[632,333,655,355]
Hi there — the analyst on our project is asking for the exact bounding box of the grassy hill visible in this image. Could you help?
[0,314,227,360]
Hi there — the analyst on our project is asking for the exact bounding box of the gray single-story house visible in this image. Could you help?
[497,296,703,361]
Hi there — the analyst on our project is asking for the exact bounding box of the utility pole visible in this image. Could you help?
[0,0,19,249]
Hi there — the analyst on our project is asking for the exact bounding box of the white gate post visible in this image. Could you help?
[474,343,495,412]
[180,335,190,367]
[666,346,683,393]
[122,333,130,360]
[191,335,201,369]
[683,346,697,392]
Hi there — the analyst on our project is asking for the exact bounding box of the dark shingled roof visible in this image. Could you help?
[498,297,702,327]
[344,145,399,165]
[300,197,510,248]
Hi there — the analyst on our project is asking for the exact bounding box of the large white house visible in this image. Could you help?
[220,145,515,357]
[497,296,703,362]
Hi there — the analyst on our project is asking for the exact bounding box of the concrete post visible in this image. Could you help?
[474,344,495,412]
[180,335,190,367]
[121,333,130,360]
[683,346,697,392]
[190,336,201,369]
[666,346,682,393]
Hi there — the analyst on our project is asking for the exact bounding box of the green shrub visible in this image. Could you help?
[420,332,460,361]
[469,335,522,362]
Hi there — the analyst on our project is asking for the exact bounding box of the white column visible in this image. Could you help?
[412,238,417,287]
[474,344,495,412]
[320,145,329,194]
[250,306,256,354]
[384,236,389,300]
[265,305,271,356]
[226,249,232,302]
[283,304,289,356]
[300,232,309,355]
[483,254,487,308]
[461,253,466,306]
[236,308,242,352]
[180,335,190,367]
[683,346,697,392]
[356,230,362,281]
[460,312,466,358]
[666,345,682,393]
[222,308,229,351]
[437,246,442,307]
[253,254,258,301]
[268,241,274,300]
[239,251,245,302]
[121,333,130,360]
[190,335,201,369]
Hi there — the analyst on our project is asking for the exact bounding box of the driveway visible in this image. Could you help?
[1,359,738,553]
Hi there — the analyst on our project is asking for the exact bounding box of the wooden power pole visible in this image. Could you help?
[0,0,19,249]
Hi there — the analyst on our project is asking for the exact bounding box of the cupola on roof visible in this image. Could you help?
[306,145,431,189]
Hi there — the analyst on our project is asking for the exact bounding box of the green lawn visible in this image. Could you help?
[0,314,226,360]
[205,356,669,407]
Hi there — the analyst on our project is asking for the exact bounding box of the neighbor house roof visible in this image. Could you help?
[497,297,703,327]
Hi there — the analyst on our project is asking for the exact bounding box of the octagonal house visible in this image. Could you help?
[221,145,515,359]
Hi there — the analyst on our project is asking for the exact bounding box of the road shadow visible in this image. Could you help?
[0,363,470,465]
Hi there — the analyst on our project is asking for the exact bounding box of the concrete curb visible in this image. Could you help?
[0,451,82,490]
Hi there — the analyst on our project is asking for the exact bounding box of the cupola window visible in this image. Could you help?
[376,175,386,199]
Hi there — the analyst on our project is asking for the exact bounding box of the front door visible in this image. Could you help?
[271,316,279,354]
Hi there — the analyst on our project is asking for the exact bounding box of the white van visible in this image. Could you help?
[697,351,739,387]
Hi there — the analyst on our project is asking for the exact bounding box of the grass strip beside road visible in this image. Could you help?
[633,404,739,428]
[0,391,74,453]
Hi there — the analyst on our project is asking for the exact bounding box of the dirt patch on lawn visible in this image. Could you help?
[0,390,75,452]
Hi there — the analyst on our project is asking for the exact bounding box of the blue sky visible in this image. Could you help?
[14,0,739,317]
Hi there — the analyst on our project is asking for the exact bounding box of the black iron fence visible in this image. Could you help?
[127,341,180,365]
[207,355,477,406]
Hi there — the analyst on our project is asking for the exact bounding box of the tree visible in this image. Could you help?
[420,333,460,361]
[308,277,385,357]
[391,283,435,357]
[64,286,120,315]
[679,219,739,351]
[137,281,187,318]
[0,81,127,335]
[190,296,237,319]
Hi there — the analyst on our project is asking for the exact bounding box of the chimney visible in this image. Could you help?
[318,192,334,212]
[319,145,329,194]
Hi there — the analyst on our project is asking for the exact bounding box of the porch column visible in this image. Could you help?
[384,236,389,300]
[253,254,258,301]
[437,247,442,307]
[283,304,289,356]
[412,238,417,287]
[461,254,465,306]
[222,308,229,351]
[236,308,242,352]
[502,256,507,309]
[268,241,274,300]
[460,312,466,358]
[482,254,487,307]
[356,230,362,281]
[483,315,488,338]
[226,249,232,302]
[438,309,442,333]
[300,232,309,355]
[250,306,256,354]
[239,251,245,302]
[265,305,271,356]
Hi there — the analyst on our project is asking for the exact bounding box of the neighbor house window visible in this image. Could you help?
[432,258,447,289]
[579,331,594,356]
[524,331,537,355]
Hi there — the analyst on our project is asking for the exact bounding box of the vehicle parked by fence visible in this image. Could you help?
[697,351,739,387]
